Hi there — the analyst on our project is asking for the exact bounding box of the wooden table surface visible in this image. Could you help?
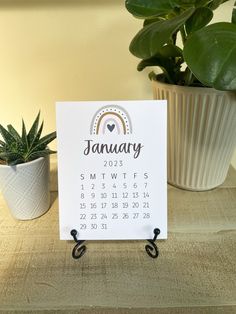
[0,160,236,313]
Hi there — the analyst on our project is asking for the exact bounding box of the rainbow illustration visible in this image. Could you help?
[90,105,132,135]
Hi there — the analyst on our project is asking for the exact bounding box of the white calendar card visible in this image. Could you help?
[56,100,167,240]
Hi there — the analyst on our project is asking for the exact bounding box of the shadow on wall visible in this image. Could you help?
[0,0,120,8]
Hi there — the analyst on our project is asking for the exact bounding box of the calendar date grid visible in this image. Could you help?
[78,171,152,231]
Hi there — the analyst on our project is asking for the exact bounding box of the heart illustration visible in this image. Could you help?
[107,124,115,132]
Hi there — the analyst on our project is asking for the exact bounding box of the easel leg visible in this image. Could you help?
[70,229,86,260]
[145,228,160,259]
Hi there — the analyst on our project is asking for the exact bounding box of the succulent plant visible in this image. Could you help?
[0,112,56,166]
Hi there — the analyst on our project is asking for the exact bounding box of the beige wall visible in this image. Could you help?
[0,0,235,167]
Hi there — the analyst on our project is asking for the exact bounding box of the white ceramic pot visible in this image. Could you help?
[153,79,236,191]
[0,156,50,219]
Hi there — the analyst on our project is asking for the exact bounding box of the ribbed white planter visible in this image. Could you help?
[153,79,236,191]
[0,156,50,219]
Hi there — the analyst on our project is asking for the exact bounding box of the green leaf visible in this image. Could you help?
[143,17,164,27]
[137,45,183,82]
[27,149,56,161]
[183,22,236,90]
[7,124,22,142]
[21,119,29,149]
[34,121,44,144]
[232,1,236,24]
[0,151,21,162]
[129,8,195,59]
[125,0,177,19]
[0,125,16,145]
[195,0,211,7]
[138,57,177,83]
[158,44,183,57]
[185,7,213,34]
[137,44,182,68]
[30,131,57,152]
[183,67,195,85]
[0,139,6,146]
[137,56,163,71]
[27,111,40,146]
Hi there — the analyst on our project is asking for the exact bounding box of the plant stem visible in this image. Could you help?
[172,32,177,45]
[180,26,187,44]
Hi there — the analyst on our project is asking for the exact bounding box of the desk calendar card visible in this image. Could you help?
[56,101,167,240]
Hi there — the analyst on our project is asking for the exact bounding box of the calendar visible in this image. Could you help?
[56,101,167,240]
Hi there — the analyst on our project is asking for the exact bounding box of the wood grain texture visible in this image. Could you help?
[1,307,236,314]
[0,162,235,313]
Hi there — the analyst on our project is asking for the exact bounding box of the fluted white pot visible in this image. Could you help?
[153,79,236,191]
[0,156,50,219]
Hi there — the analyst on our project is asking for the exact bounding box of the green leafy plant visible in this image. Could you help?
[126,0,236,90]
[0,112,56,166]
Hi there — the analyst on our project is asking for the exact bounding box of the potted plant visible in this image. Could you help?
[0,112,56,220]
[126,0,236,191]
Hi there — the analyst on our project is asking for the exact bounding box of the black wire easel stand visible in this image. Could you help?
[70,228,161,260]
[70,229,86,259]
